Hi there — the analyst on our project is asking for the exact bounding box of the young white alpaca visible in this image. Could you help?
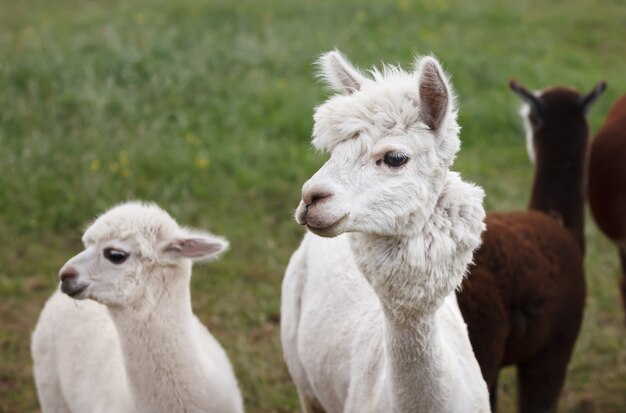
[281,51,490,413]
[31,202,244,413]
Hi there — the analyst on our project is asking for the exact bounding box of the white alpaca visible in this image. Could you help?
[281,50,490,412]
[31,202,244,413]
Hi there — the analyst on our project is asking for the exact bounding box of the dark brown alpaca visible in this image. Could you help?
[588,94,626,324]
[457,80,606,413]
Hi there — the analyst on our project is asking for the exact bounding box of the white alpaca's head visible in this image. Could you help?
[58,202,228,307]
[296,50,461,237]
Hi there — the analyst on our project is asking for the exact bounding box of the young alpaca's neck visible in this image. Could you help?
[529,148,586,251]
[349,171,485,412]
[108,263,211,413]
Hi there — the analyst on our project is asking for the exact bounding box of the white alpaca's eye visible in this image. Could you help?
[103,248,129,264]
[383,152,409,168]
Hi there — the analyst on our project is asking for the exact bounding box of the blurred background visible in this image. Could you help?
[0,0,624,411]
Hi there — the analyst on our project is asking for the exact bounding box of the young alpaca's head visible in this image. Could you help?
[296,50,460,237]
[59,202,228,308]
[510,80,606,165]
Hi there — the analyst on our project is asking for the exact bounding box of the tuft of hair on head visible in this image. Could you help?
[317,49,368,94]
[162,230,229,263]
[81,200,173,240]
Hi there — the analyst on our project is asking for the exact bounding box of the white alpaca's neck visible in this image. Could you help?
[348,171,485,411]
[348,234,453,412]
[108,266,211,413]
[383,312,449,412]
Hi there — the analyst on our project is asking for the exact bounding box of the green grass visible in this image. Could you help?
[1,0,625,411]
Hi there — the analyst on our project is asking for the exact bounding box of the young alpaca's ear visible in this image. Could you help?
[318,50,366,94]
[580,81,607,115]
[163,232,229,261]
[416,56,451,131]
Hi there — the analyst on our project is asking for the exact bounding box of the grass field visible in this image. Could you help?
[1,0,625,411]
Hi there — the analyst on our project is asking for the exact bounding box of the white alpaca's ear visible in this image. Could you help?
[416,56,450,131]
[318,50,366,94]
[163,233,229,261]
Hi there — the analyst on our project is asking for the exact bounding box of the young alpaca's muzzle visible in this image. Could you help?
[59,265,88,297]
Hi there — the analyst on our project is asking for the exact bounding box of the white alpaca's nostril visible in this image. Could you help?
[303,191,333,208]
[295,202,309,226]
[59,266,78,282]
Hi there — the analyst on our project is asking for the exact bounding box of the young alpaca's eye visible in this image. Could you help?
[383,152,409,167]
[103,248,129,264]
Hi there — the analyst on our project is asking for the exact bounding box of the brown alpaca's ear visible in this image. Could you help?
[509,80,544,115]
[417,57,450,131]
[318,50,367,94]
[580,81,607,115]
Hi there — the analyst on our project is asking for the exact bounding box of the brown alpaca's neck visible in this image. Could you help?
[529,154,585,252]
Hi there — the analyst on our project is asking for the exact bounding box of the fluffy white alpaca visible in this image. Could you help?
[281,50,490,413]
[31,202,244,413]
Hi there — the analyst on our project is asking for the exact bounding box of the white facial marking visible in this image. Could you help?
[520,103,536,164]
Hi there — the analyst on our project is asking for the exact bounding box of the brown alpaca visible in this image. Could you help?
[457,80,606,413]
[588,94,626,325]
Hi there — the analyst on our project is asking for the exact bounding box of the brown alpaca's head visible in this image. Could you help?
[509,80,606,165]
